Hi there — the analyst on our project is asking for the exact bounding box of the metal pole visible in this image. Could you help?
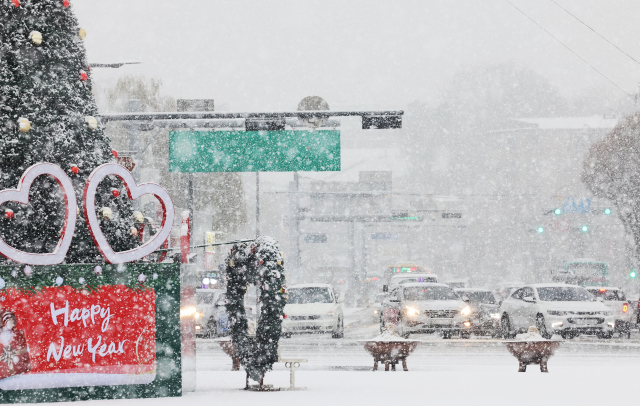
[293,172,300,276]
[188,173,194,244]
[256,172,260,238]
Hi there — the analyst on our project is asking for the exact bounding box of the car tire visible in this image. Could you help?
[207,318,217,339]
[332,316,344,339]
[442,331,452,339]
[282,332,292,339]
[460,332,471,339]
[536,314,551,339]
[501,313,513,339]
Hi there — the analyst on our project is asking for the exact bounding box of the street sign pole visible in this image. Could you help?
[256,171,260,238]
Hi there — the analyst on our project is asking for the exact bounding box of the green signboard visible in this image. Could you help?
[0,263,181,403]
[169,130,341,172]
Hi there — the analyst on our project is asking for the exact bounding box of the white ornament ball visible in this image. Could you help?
[29,31,42,45]
[85,116,98,130]
[23,266,32,276]
[138,274,146,283]
[55,276,63,286]
[0,278,5,289]
[94,265,102,276]
[11,270,17,278]
[153,273,158,280]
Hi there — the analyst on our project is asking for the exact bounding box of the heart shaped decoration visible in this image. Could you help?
[83,163,175,264]
[0,163,77,265]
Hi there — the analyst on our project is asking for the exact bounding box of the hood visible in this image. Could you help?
[404,300,466,311]
[542,301,609,312]
[284,303,336,316]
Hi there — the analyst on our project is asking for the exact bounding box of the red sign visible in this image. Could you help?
[0,286,155,389]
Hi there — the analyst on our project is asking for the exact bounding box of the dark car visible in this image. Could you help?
[454,288,500,336]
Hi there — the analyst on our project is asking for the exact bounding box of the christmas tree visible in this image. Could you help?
[0,0,138,263]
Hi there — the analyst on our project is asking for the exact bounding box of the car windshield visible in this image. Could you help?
[587,289,626,301]
[460,291,496,304]
[287,287,333,304]
[537,287,595,302]
[403,286,459,301]
[196,293,216,304]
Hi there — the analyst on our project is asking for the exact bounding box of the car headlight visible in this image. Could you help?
[547,310,567,316]
[490,313,501,320]
[195,311,203,319]
[460,306,471,316]
[405,306,420,316]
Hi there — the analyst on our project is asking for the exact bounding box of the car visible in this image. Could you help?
[282,283,344,338]
[195,289,229,338]
[499,283,615,339]
[496,281,525,302]
[381,283,472,339]
[370,292,387,323]
[585,287,633,338]
[387,273,439,291]
[454,288,500,336]
[446,279,470,289]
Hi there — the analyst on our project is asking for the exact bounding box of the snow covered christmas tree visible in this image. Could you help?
[0,0,138,262]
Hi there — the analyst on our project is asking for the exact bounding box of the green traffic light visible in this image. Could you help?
[581,225,589,232]
[604,208,611,215]
[537,227,545,233]
[554,208,562,215]
[630,270,637,278]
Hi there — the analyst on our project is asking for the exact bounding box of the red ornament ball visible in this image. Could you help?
[111,189,120,198]
[11,0,19,7]
[111,150,118,158]
[62,0,69,7]
[80,71,87,81]
[71,165,79,174]
[4,209,14,219]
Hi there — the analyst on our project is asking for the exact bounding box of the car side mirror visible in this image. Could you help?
[462,295,470,303]
[382,285,388,293]
[523,296,535,303]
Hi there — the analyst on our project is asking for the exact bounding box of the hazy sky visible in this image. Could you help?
[75,0,640,112]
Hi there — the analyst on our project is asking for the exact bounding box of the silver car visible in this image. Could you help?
[381,283,472,339]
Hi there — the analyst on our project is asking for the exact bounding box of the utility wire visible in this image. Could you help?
[550,0,640,67]
[504,0,634,100]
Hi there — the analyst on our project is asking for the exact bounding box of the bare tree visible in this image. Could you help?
[583,112,640,266]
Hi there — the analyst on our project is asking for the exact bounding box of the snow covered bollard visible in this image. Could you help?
[358,325,421,371]
[502,327,562,373]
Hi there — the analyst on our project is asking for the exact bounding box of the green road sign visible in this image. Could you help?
[169,130,341,172]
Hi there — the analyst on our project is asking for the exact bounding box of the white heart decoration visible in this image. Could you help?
[83,163,175,264]
[0,163,77,265]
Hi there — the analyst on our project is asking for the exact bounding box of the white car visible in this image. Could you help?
[499,284,615,339]
[195,289,226,337]
[282,284,344,338]
[585,287,633,338]
[382,283,472,339]
[387,273,439,291]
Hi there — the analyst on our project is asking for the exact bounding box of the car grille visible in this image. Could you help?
[289,315,321,321]
[567,318,604,325]
[423,310,458,318]
[573,311,602,316]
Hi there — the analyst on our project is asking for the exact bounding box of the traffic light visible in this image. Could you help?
[537,227,545,233]
[554,208,562,215]
[604,208,612,215]
[630,270,637,279]
[581,225,589,233]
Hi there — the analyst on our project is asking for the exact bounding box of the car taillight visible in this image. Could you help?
[623,303,629,313]
[283,314,287,319]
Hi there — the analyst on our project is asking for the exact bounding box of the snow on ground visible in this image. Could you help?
[31,316,640,406]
